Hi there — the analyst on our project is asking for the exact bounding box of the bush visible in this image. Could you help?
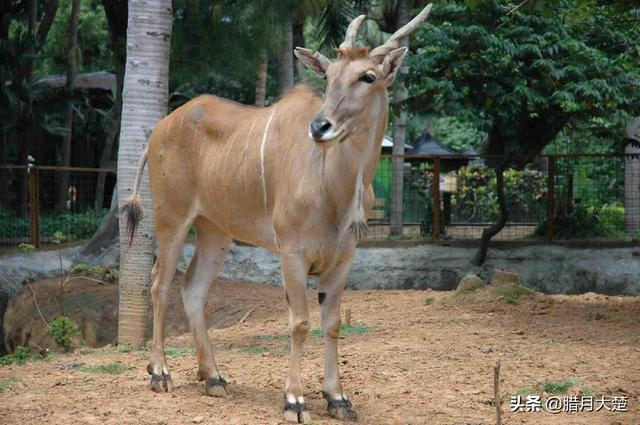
[48,316,80,351]
[0,345,32,366]
[535,202,625,239]
[0,208,107,240]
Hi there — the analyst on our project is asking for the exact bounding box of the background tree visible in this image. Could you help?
[407,0,640,263]
[117,0,172,347]
[56,0,80,209]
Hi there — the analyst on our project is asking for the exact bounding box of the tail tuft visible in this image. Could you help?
[121,196,143,245]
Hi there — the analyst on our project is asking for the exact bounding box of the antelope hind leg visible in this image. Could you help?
[183,218,231,397]
[147,219,190,393]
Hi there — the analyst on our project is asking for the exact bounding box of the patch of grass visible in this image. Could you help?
[0,345,33,366]
[237,346,268,354]
[0,377,22,393]
[165,346,195,358]
[311,323,370,338]
[424,297,435,305]
[116,343,133,353]
[515,386,537,396]
[581,387,593,397]
[542,379,575,394]
[494,282,533,305]
[78,362,131,374]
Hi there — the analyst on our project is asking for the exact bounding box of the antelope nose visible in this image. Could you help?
[310,118,332,140]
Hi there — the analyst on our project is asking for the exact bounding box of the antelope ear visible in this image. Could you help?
[294,47,331,76]
[380,47,408,85]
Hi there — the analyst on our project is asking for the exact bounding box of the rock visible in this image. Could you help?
[456,274,484,292]
[192,416,204,424]
[490,269,520,287]
[481,347,494,354]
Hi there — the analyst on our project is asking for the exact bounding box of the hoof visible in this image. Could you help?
[205,376,229,398]
[283,397,311,423]
[148,364,172,393]
[325,393,357,422]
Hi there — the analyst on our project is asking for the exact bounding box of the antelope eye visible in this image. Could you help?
[359,73,376,84]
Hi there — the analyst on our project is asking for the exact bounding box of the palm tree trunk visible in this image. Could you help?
[57,0,80,210]
[117,0,172,348]
[277,14,294,93]
[389,0,410,236]
[255,50,267,107]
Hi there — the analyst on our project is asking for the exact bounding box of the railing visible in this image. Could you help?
[368,153,639,242]
[0,165,116,248]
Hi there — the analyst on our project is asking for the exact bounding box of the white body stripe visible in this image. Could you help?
[260,109,275,214]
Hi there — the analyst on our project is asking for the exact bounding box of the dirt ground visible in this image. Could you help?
[1,279,639,425]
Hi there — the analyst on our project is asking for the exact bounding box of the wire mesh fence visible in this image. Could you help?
[0,165,116,249]
[1,153,637,250]
[368,153,639,242]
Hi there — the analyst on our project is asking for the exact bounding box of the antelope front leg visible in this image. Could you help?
[319,257,357,421]
[280,252,312,424]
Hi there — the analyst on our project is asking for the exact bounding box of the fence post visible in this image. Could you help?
[546,155,555,242]
[28,166,40,248]
[433,156,441,240]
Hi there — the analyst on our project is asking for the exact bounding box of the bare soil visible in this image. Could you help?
[1,279,639,425]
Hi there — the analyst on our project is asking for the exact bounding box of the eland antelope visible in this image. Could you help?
[123,4,433,423]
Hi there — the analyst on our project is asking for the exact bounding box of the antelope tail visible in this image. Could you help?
[121,147,148,245]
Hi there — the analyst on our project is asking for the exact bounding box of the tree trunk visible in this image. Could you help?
[277,14,294,93]
[625,117,640,232]
[389,0,410,236]
[16,0,38,217]
[254,50,267,107]
[472,167,508,265]
[117,0,172,348]
[96,0,127,211]
[57,0,80,210]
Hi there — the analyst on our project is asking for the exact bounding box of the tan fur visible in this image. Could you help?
[130,5,434,422]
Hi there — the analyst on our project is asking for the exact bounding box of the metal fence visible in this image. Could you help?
[0,165,116,248]
[368,153,639,242]
[1,153,637,250]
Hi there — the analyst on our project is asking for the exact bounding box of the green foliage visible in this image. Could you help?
[52,230,65,244]
[535,202,624,239]
[412,163,546,224]
[433,116,485,152]
[48,316,80,351]
[79,362,130,374]
[237,346,268,354]
[311,323,370,337]
[18,243,35,253]
[37,0,112,76]
[104,268,119,283]
[69,263,88,274]
[542,379,575,394]
[407,1,640,163]
[164,346,195,358]
[0,345,32,366]
[494,283,533,305]
[0,208,108,240]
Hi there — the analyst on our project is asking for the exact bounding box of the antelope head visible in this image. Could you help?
[294,4,433,145]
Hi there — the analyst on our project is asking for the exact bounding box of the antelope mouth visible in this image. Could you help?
[309,120,350,144]
[311,128,345,144]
